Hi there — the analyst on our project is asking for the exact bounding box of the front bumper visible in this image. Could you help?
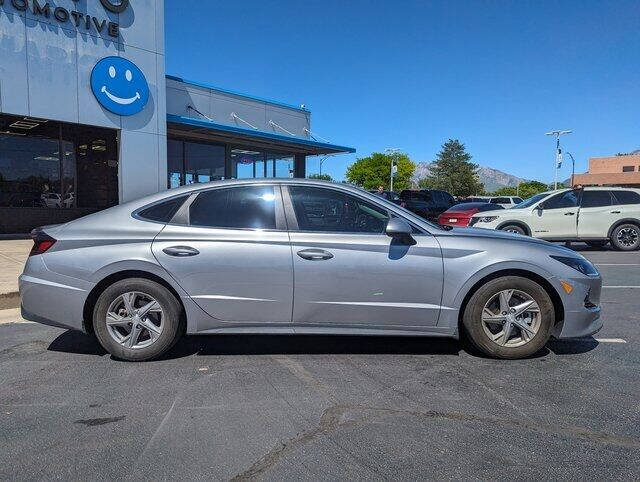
[552,274,603,338]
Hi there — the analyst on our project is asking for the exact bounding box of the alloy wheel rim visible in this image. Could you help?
[617,227,638,248]
[106,291,164,349]
[481,289,541,348]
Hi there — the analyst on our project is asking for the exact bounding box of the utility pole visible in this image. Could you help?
[385,148,402,192]
[545,130,572,190]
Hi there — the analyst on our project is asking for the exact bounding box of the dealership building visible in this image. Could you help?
[0,0,354,234]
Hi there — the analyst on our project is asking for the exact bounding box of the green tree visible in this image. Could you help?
[420,139,484,196]
[493,180,549,199]
[307,173,333,181]
[345,152,415,191]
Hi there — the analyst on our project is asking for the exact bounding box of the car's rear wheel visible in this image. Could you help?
[500,224,526,236]
[93,278,183,361]
[610,223,640,251]
[586,240,608,249]
[462,276,554,359]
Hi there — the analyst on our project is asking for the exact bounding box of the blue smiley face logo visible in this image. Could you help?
[91,57,149,116]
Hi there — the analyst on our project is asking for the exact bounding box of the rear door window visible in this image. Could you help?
[581,191,614,208]
[189,185,277,229]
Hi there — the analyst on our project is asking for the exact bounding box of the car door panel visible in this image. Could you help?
[284,185,444,330]
[529,191,579,238]
[151,184,293,331]
[289,233,443,328]
[153,225,293,330]
[578,190,615,238]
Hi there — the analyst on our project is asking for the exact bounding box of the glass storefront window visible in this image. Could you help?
[185,141,225,184]
[0,113,118,233]
[231,149,264,179]
[167,138,225,187]
[167,139,184,189]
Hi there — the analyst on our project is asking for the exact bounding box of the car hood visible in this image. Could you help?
[469,209,509,217]
[436,226,551,246]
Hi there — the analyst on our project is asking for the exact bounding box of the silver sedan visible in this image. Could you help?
[19,179,603,361]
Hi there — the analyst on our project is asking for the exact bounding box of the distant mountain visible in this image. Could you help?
[412,162,525,193]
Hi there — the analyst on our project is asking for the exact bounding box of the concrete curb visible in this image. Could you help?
[0,292,20,310]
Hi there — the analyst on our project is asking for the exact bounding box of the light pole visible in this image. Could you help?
[318,156,328,176]
[566,152,576,187]
[545,130,572,190]
[385,147,402,192]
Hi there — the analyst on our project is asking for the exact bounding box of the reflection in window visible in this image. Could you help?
[190,186,277,229]
[289,186,389,233]
[185,141,225,184]
[0,114,118,211]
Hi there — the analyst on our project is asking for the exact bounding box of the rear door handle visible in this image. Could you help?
[564,212,575,216]
[297,248,334,261]
[162,246,200,257]
[611,211,621,214]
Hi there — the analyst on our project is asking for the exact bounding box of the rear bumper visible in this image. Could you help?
[19,256,93,332]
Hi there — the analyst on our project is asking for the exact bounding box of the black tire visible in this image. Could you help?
[462,276,555,359]
[93,278,183,361]
[500,224,527,236]
[586,240,608,249]
[610,223,640,251]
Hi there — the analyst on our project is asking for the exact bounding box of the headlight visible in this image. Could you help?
[477,216,499,223]
[550,255,599,276]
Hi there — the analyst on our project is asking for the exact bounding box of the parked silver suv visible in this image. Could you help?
[20,180,602,361]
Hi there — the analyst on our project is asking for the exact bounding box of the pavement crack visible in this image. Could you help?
[230,403,640,481]
[74,416,125,426]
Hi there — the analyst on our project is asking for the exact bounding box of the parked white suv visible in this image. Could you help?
[469,187,640,250]
[489,196,524,208]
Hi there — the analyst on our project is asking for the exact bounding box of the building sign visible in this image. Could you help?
[91,56,149,116]
[0,0,129,38]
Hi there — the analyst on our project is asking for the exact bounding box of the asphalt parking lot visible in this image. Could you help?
[1,244,639,480]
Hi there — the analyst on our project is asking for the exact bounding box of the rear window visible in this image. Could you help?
[612,190,640,205]
[137,195,188,223]
[490,197,511,204]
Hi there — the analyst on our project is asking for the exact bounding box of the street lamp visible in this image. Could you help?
[385,147,402,192]
[566,152,577,187]
[545,130,572,190]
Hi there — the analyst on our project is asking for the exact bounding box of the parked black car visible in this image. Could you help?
[399,189,455,221]
[369,190,402,204]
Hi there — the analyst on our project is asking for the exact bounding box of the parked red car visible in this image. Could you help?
[437,202,504,227]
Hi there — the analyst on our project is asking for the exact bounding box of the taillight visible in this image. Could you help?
[30,230,56,256]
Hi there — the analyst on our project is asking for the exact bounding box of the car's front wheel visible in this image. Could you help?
[93,278,183,361]
[610,223,640,251]
[462,276,555,359]
[499,224,527,236]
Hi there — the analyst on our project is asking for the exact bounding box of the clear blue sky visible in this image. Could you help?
[165,0,640,183]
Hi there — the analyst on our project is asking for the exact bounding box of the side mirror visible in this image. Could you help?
[386,217,412,237]
[536,204,544,215]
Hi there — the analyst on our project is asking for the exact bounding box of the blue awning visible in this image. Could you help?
[167,114,355,155]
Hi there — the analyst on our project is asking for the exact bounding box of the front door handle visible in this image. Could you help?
[611,210,621,214]
[162,246,200,257]
[564,212,575,216]
[297,248,334,261]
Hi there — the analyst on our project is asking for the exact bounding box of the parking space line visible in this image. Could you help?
[602,286,640,288]
[595,338,627,343]
[595,264,640,266]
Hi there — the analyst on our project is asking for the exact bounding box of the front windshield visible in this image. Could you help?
[512,192,550,209]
